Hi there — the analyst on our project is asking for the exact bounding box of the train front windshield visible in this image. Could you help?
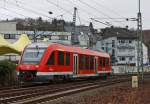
[21,47,46,64]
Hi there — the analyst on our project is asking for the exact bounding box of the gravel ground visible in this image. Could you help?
[46,79,150,104]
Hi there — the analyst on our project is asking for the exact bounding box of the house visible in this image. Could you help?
[96,27,148,67]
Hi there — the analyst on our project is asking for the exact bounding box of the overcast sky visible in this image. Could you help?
[0,0,149,30]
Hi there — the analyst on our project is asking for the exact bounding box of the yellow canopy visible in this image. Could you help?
[0,34,31,55]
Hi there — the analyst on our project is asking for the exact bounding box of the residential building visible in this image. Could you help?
[96,27,149,66]
[143,30,150,59]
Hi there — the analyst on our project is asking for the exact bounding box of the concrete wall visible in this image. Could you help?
[0,22,16,32]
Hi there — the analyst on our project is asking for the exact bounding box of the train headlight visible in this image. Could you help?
[35,65,39,68]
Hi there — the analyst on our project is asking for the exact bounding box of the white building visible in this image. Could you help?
[96,37,148,66]
[96,27,149,67]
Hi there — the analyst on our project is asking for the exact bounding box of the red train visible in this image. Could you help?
[17,42,111,81]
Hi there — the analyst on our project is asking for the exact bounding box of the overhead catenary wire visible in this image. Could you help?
[0,7,28,18]
[90,18,113,26]
[91,17,128,20]
[0,12,15,18]
[46,0,73,15]
[0,0,129,28]
[68,0,98,18]
[67,0,116,28]
[92,0,126,18]
[78,0,113,19]
[9,0,73,20]
[92,0,136,27]
[3,0,53,19]
[77,0,117,27]
[67,0,114,27]
[46,0,90,24]
[77,0,130,27]
[13,0,54,17]
[46,0,73,21]
[1,0,116,28]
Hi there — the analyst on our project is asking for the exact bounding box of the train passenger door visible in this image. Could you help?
[94,57,98,73]
[73,54,78,75]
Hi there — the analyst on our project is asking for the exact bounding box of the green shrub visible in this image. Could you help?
[0,60,17,86]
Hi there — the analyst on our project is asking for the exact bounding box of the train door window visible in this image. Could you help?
[79,55,84,70]
[90,56,94,70]
[105,58,109,66]
[58,51,64,65]
[47,51,55,65]
[103,58,106,66]
[73,54,78,74]
[85,55,89,69]
[99,57,103,66]
[66,52,70,66]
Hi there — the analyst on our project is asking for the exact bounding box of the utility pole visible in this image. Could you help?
[73,7,77,32]
[71,7,79,45]
[137,0,143,82]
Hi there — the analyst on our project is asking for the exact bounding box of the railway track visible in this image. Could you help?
[1,74,149,104]
[0,75,131,104]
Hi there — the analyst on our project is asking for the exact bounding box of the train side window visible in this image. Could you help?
[79,54,84,70]
[90,56,94,70]
[106,58,109,66]
[66,52,70,66]
[103,58,106,66]
[58,51,64,65]
[46,51,55,65]
[99,57,103,66]
[85,55,89,69]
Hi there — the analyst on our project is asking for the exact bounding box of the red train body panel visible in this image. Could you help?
[17,42,111,81]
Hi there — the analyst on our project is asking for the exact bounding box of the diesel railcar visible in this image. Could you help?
[17,42,111,81]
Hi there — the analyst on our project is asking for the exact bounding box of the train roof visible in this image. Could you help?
[27,42,51,48]
[27,42,110,58]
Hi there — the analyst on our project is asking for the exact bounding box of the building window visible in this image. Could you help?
[112,40,115,47]
[47,51,55,65]
[129,40,132,43]
[102,47,104,50]
[66,52,70,66]
[112,49,115,56]
[121,40,125,43]
[119,40,121,43]
[129,57,132,61]
[4,34,16,39]
[58,51,64,65]
[10,34,16,39]
[119,40,125,44]
[4,34,10,39]
[119,57,125,61]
